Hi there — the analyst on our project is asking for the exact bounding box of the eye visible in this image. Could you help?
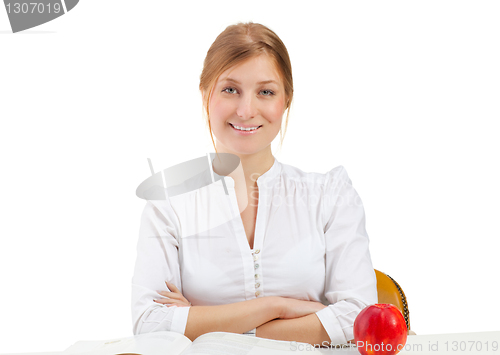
[222,87,238,94]
[260,89,275,96]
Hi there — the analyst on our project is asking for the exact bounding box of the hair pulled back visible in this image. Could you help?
[199,22,293,153]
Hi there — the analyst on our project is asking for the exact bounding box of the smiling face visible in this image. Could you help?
[205,54,287,156]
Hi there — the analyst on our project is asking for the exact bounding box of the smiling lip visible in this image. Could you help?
[229,123,263,128]
[229,123,262,135]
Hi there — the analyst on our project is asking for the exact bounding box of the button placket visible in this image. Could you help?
[252,249,261,296]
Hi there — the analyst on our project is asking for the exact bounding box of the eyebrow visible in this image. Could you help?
[222,77,279,85]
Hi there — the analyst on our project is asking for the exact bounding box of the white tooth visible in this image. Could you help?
[233,124,259,131]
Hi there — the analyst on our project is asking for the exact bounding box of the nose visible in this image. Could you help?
[236,93,258,119]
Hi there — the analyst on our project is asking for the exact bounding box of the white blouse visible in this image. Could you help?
[131,156,378,345]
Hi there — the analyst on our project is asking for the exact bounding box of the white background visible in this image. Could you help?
[1,0,499,353]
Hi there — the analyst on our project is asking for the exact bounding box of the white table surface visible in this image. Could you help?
[2,331,499,355]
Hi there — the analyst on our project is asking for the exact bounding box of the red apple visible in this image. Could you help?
[353,304,408,355]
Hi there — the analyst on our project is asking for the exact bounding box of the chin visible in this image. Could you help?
[226,145,263,156]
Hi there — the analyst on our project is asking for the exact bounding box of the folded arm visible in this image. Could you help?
[183,296,281,341]
[256,313,330,347]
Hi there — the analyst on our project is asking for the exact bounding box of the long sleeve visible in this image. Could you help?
[315,166,378,345]
[131,199,191,335]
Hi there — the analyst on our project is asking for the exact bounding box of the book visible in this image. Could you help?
[62,331,340,355]
[62,330,500,355]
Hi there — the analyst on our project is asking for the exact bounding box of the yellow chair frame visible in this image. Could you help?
[375,269,413,334]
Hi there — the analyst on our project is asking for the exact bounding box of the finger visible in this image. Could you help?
[154,298,177,305]
[166,281,180,293]
[156,291,183,300]
[161,283,190,304]
[157,292,189,304]
[165,304,190,307]
[154,298,190,306]
[165,299,190,306]
[165,302,191,307]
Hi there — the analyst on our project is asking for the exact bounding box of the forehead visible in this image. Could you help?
[217,55,282,85]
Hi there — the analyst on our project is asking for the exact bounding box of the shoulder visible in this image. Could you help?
[278,160,351,188]
[140,193,180,227]
[325,165,352,186]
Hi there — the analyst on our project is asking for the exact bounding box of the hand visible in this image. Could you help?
[277,297,328,319]
[154,281,192,307]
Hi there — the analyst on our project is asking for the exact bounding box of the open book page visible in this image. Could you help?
[183,332,321,354]
[63,331,192,355]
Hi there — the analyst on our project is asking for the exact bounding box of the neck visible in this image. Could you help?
[238,152,275,187]
[212,148,275,188]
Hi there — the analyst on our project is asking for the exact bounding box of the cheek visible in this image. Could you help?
[210,97,233,119]
[268,98,286,120]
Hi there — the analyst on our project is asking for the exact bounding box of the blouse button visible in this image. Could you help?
[254,274,259,279]
[254,263,259,269]
[253,254,258,261]
[255,283,260,288]
[255,249,260,254]
[255,291,261,297]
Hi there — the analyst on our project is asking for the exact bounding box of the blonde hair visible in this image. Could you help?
[199,22,293,154]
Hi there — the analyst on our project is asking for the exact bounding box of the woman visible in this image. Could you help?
[131,21,377,347]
